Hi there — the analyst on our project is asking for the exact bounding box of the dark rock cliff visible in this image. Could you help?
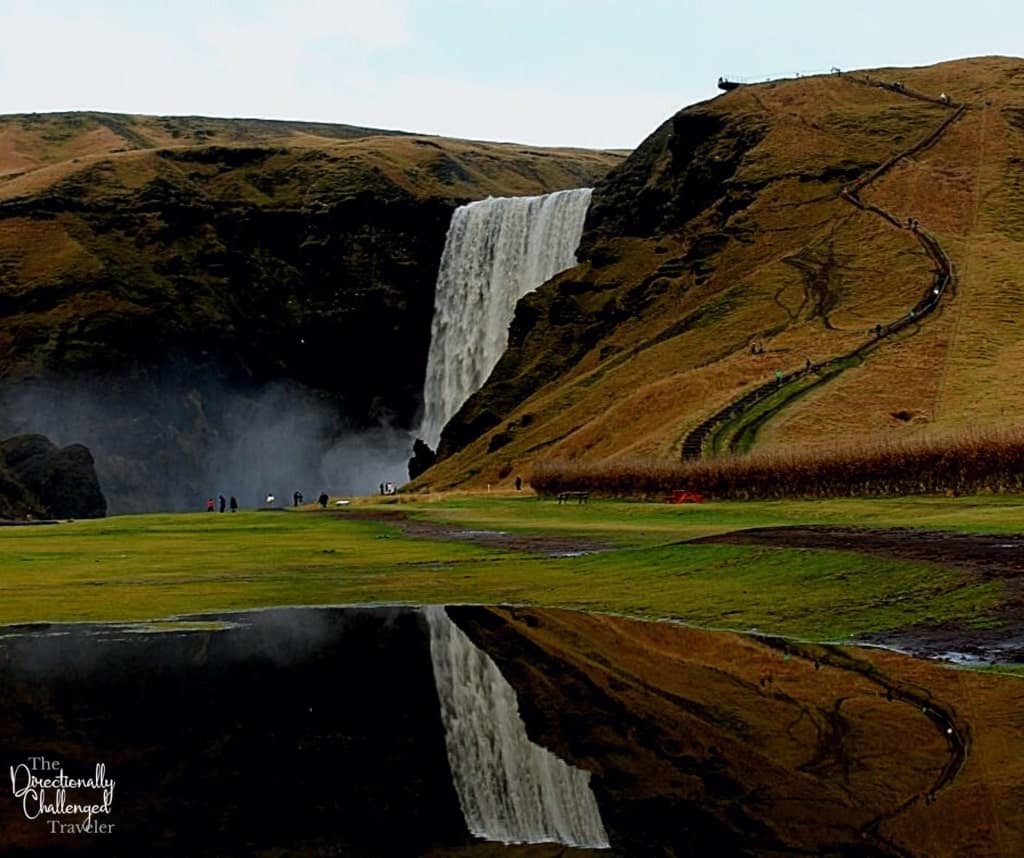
[0,433,106,518]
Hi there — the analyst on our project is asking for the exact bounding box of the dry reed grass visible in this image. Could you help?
[532,428,1024,500]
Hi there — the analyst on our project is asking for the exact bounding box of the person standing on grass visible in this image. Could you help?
[318,492,329,509]
[515,475,523,492]
[219,495,226,513]
[206,497,215,512]
[229,496,238,512]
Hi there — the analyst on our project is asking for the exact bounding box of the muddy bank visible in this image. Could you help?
[694,526,1024,578]
[694,525,1024,663]
[337,509,610,557]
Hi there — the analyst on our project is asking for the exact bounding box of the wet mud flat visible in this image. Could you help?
[0,606,1021,856]
[695,525,1024,662]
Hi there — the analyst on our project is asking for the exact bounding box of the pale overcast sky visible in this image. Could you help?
[0,0,1020,149]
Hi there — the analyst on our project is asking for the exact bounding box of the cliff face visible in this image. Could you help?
[423,57,1024,489]
[0,113,622,509]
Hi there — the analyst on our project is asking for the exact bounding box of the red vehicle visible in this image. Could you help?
[667,489,705,504]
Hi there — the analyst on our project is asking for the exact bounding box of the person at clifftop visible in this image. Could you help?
[206,498,215,512]
[318,492,329,509]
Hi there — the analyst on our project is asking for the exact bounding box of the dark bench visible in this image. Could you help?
[557,491,590,505]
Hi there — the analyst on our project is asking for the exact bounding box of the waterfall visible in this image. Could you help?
[424,606,610,849]
[419,188,593,448]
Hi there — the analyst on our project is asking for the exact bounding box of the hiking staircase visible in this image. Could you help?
[681,81,965,461]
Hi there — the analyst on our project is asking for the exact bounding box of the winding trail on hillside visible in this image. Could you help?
[755,635,969,856]
[681,82,966,461]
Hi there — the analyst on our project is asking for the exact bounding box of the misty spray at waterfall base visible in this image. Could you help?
[0,377,412,513]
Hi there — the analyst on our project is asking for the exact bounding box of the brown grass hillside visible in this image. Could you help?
[422,56,1024,491]
[0,112,620,205]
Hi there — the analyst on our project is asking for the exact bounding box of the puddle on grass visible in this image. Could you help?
[0,606,1021,856]
[113,619,242,634]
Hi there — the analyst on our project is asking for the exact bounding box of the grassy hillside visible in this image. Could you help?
[0,111,621,205]
[420,57,1024,490]
[0,111,621,510]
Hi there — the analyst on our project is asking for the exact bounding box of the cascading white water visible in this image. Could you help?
[419,188,593,448]
[424,606,609,849]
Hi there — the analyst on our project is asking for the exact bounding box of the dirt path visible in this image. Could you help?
[682,83,964,461]
[336,509,609,557]
[695,525,1024,663]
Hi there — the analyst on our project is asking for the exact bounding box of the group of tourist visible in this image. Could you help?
[205,495,238,513]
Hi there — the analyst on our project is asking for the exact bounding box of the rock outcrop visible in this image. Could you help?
[0,434,106,518]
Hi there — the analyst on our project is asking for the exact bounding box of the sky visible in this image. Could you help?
[0,0,1020,149]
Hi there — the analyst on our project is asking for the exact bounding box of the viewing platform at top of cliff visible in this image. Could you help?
[718,68,845,92]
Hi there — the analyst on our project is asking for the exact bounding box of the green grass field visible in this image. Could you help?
[0,494,1019,642]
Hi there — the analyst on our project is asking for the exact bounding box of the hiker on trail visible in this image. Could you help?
[293,491,301,507]
[266,493,275,506]
[230,496,238,512]
[805,357,812,372]
[874,323,883,338]
[318,492,329,509]
[515,475,523,492]
[219,495,226,513]
[775,369,783,384]
[206,498,215,512]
